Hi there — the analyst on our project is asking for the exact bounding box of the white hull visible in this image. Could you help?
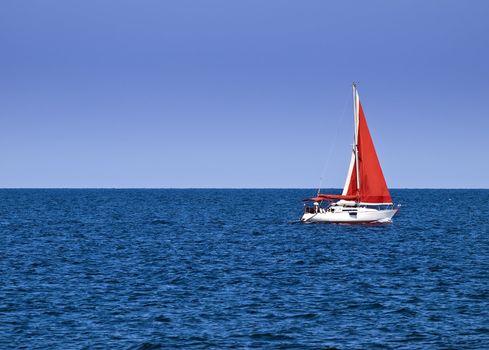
[301,207,398,223]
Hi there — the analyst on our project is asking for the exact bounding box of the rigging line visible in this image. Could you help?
[302,212,319,223]
[317,91,350,195]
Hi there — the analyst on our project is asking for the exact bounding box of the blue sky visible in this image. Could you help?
[0,0,488,188]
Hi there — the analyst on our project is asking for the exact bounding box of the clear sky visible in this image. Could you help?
[1,1,488,188]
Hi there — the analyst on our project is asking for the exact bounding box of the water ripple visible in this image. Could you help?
[0,189,488,349]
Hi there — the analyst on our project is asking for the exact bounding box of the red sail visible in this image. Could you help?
[345,101,392,204]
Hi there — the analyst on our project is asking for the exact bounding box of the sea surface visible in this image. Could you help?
[1,189,488,349]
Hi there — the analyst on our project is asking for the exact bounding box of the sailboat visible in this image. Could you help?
[301,83,398,223]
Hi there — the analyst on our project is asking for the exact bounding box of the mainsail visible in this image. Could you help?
[341,84,392,204]
[314,84,392,204]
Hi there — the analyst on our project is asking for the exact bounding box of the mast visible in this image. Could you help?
[352,82,360,199]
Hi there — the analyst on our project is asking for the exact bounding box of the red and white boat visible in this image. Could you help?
[301,83,398,223]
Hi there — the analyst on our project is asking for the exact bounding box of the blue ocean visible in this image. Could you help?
[1,189,488,349]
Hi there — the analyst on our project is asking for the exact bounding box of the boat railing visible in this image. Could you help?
[303,205,317,214]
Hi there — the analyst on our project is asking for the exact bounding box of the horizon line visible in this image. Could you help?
[0,187,487,190]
